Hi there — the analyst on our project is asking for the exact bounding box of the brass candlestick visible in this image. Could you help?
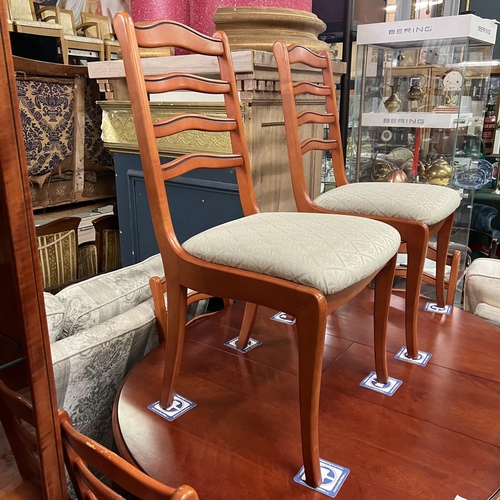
[493,165,500,195]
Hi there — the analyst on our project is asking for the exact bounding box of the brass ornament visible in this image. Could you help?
[385,169,408,183]
[422,157,452,186]
[380,83,401,113]
[371,159,398,181]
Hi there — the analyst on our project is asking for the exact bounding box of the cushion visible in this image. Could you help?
[43,292,66,343]
[182,212,400,296]
[13,20,63,30]
[64,34,103,44]
[313,183,461,226]
[56,254,164,338]
[464,258,500,314]
[474,302,500,329]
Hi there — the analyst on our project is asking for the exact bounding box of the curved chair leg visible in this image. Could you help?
[373,254,397,384]
[435,213,455,308]
[237,302,259,350]
[446,249,461,306]
[296,303,327,488]
[405,224,428,359]
[160,282,188,409]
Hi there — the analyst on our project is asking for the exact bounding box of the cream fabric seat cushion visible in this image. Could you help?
[14,19,63,30]
[314,183,461,226]
[64,34,103,44]
[182,212,400,296]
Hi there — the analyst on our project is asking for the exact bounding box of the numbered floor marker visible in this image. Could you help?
[270,311,297,325]
[294,458,350,498]
[360,371,402,396]
[395,346,432,366]
[424,302,453,315]
[148,394,196,422]
[224,337,262,353]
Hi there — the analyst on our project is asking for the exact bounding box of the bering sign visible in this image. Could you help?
[388,27,432,35]
[383,118,425,125]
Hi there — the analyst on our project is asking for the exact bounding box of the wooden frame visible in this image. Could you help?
[0,1,67,497]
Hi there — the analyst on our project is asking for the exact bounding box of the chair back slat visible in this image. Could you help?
[59,409,199,499]
[301,138,338,156]
[145,73,231,95]
[287,44,328,68]
[113,12,259,275]
[153,114,237,139]
[0,381,41,486]
[293,81,331,97]
[273,40,348,203]
[161,153,243,181]
[296,110,336,127]
[134,20,224,56]
[9,0,34,21]
[58,8,76,36]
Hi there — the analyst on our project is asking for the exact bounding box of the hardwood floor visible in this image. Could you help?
[115,290,500,500]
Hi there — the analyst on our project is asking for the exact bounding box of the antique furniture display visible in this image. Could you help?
[113,11,400,488]
[349,15,498,291]
[92,213,122,273]
[7,0,66,64]
[272,41,461,361]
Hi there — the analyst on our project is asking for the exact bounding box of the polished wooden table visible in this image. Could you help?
[113,290,500,499]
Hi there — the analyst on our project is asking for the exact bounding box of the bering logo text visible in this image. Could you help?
[383,118,425,125]
[478,26,491,34]
[388,26,432,35]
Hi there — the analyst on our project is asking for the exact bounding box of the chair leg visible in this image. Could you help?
[445,249,461,306]
[405,224,428,359]
[373,254,397,384]
[296,304,327,488]
[160,282,188,409]
[236,302,258,350]
[435,213,455,308]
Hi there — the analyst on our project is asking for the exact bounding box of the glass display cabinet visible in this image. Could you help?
[348,14,498,283]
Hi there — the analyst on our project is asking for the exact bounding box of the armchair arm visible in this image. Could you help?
[464,258,500,314]
[75,21,101,37]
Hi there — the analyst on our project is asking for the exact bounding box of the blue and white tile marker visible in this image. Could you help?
[224,337,262,353]
[270,311,296,325]
[424,302,453,315]
[294,458,350,497]
[395,346,432,366]
[148,394,196,421]
[360,371,402,396]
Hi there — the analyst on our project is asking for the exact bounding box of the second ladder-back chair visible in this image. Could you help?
[272,41,462,360]
[113,12,400,487]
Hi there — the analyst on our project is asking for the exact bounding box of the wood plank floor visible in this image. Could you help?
[116,289,500,500]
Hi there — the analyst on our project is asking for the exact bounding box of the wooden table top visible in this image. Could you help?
[114,289,500,499]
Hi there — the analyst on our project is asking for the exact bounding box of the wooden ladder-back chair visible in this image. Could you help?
[0,381,41,488]
[81,12,120,60]
[113,12,400,487]
[59,409,199,500]
[272,41,463,361]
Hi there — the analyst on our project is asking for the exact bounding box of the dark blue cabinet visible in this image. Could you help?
[114,153,244,266]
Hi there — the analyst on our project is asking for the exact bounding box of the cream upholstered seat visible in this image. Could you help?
[314,182,460,226]
[183,213,400,295]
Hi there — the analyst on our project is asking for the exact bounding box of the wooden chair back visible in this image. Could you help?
[112,13,259,276]
[8,0,35,22]
[57,8,78,36]
[0,381,40,487]
[92,214,121,273]
[81,12,112,40]
[36,217,81,291]
[84,0,99,14]
[272,42,347,211]
[59,408,199,499]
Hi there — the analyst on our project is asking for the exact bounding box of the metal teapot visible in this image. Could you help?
[421,157,452,186]
[380,83,401,113]
[407,74,430,112]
